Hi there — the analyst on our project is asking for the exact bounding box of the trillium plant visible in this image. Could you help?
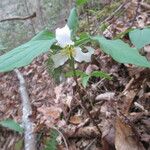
[0,6,150,140]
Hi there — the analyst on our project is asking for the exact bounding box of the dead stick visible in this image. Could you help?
[15,69,36,150]
[0,12,36,22]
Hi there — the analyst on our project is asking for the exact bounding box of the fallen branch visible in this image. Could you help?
[15,69,36,150]
[0,12,36,22]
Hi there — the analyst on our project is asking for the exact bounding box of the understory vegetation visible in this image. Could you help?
[0,0,150,150]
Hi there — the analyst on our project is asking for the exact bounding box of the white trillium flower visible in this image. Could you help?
[52,25,94,68]
[55,24,74,48]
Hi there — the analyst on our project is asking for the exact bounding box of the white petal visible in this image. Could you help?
[56,25,74,48]
[74,47,94,62]
[51,53,68,68]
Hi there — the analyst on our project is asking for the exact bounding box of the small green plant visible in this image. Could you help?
[0,119,23,134]
[65,70,111,87]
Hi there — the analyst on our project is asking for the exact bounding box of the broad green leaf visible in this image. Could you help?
[76,0,90,6]
[0,30,56,72]
[129,28,150,49]
[0,119,23,133]
[75,33,90,46]
[91,71,111,80]
[92,36,150,68]
[67,8,79,34]
[81,75,90,88]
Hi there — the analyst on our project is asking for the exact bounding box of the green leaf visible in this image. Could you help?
[91,71,111,80]
[75,33,90,46]
[129,28,150,49]
[0,119,23,133]
[76,0,90,6]
[81,75,90,88]
[67,7,79,34]
[65,70,86,77]
[0,30,56,72]
[45,129,58,150]
[92,36,150,68]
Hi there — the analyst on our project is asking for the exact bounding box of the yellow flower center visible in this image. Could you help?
[61,45,76,59]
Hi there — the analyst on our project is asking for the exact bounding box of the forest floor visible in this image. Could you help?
[0,1,150,150]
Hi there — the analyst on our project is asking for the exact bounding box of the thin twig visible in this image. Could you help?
[84,138,97,150]
[15,69,36,150]
[0,12,36,22]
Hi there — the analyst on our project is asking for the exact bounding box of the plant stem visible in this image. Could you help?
[69,58,102,138]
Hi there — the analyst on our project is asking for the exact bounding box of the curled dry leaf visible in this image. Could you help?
[115,117,145,150]
[95,92,115,101]
[85,64,99,75]
[69,115,82,125]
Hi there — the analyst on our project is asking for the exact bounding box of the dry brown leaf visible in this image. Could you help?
[115,117,145,150]
[37,106,62,120]
[121,89,137,114]
[85,64,99,74]
[69,115,82,125]
[54,84,63,104]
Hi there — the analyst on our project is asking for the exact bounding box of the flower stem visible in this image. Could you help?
[69,57,102,138]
